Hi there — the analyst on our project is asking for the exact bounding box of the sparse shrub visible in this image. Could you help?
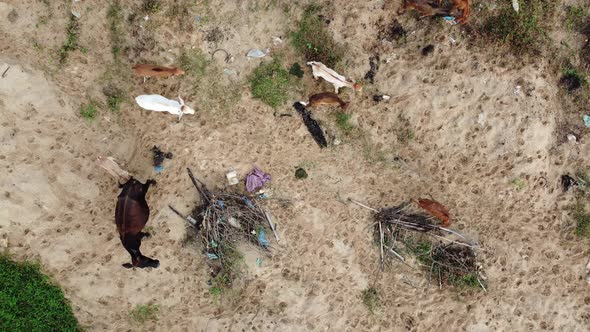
[292,5,344,68]
[361,287,380,313]
[249,59,291,109]
[130,304,159,323]
[80,101,98,120]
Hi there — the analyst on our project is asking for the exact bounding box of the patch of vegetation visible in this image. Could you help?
[572,203,590,238]
[335,111,353,132]
[103,84,125,112]
[565,5,587,31]
[560,68,586,91]
[59,15,80,64]
[0,254,79,331]
[482,0,555,54]
[289,63,304,78]
[107,1,125,60]
[396,114,414,143]
[142,0,161,13]
[130,304,159,323]
[291,5,344,68]
[249,59,291,109]
[361,287,380,313]
[80,101,98,120]
[209,243,244,297]
[510,178,526,190]
[180,49,209,77]
[295,167,308,179]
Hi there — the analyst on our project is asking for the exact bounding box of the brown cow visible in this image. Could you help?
[115,177,159,269]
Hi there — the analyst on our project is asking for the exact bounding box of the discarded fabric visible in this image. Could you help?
[207,253,219,260]
[154,165,164,174]
[512,0,519,13]
[561,175,578,192]
[584,115,590,127]
[242,197,255,209]
[226,170,239,185]
[152,146,173,172]
[135,95,195,119]
[293,102,328,148]
[216,200,226,209]
[257,229,270,248]
[246,167,271,192]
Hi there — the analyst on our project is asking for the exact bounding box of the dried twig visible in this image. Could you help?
[348,198,379,212]
[1,66,9,78]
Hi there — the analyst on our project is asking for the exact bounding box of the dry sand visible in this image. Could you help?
[1,0,590,331]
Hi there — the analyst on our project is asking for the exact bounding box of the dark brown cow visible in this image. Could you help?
[115,177,159,269]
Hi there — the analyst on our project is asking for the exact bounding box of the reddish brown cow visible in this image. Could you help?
[115,177,159,269]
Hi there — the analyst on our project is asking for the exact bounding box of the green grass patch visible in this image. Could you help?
[209,243,244,297]
[572,204,590,238]
[510,178,526,190]
[59,15,80,64]
[130,304,159,323]
[482,0,555,54]
[80,101,98,120]
[335,111,353,132]
[565,5,586,31]
[361,287,380,313]
[180,49,210,77]
[107,1,125,61]
[142,0,161,13]
[249,59,291,109]
[0,254,79,331]
[291,5,344,68]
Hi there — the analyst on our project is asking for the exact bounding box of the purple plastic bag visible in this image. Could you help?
[246,167,271,192]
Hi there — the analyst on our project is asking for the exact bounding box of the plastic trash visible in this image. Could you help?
[223,68,237,76]
[242,196,255,209]
[256,257,263,266]
[228,217,241,229]
[272,36,283,45]
[584,115,590,127]
[154,165,164,173]
[71,10,81,18]
[257,229,270,248]
[207,253,219,260]
[226,170,239,185]
[567,134,577,142]
[512,0,519,13]
[152,146,172,174]
[216,200,225,209]
[443,16,457,25]
[373,95,391,102]
[247,48,269,58]
[246,167,271,192]
[135,94,195,119]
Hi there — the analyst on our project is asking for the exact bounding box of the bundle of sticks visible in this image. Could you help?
[170,169,278,281]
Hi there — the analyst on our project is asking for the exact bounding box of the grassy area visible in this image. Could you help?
[107,1,125,61]
[361,287,380,313]
[59,15,80,64]
[482,0,555,54]
[142,0,161,13]
[249,59,291,109]
[572,203,590,238]
[335,111,353,132]
[0,255,79,331]
[396,114,414,143]
[292,5,344,68]
[565,5,587,31]
[80,101,98,120]
[209,243,244,297]
[130,304,159,323]
[180,49,209,77]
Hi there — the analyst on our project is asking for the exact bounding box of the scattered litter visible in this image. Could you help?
[246,167,271,192]
[133,64,185,77]
[295,168,308,179]
[207,253,219,260]
[477,112,486,126]
[443,16,457,25]
[449,37,457,44]
[293,102,328,148]
[364,56,380,84]
[71,10,81,18]
[168,205,200,228]
[333,138,342,146]
[272,36,283,45]
[228,217,241,229]
[289,63,304,78]
[257,229,270,248]
[96,156,130,180]
[513,85,522,96]
[211,48,234,63]
[307,61,362,93]
[256,257,263,267]
[1,66,10,78]
[567,134,577,143]
[512,0,519,13]
[373,95,391,102]
[144,15,149,21]
[152,146,172,174]
[223,68,237,76]
[247,48,269,58]
[561,175,578,192]
[135,95,195,120]
[226,170,239,185]
[421,44,435,56]
[416,198,451,227]
[194,15,201,23]
[583,115,590,127]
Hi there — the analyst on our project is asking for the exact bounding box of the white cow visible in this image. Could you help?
[307,61,362,93]
[135,95,195,120]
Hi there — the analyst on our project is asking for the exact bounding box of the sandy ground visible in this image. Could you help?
[1,0,590,331]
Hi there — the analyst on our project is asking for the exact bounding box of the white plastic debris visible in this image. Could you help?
[477,112,486,126]
[228,217,241,229]
[135,95,195,119]
[586,261,590,284]
[246,48,269,58]
[226,170,239,185]
[513,85,522,96]
[449,37,457,44]
[567,134,577,143]
[223,68,237,76]
[272,36,283,45]
[307,61,362,93]
[71,10,81,18]
[512,0,519,13]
